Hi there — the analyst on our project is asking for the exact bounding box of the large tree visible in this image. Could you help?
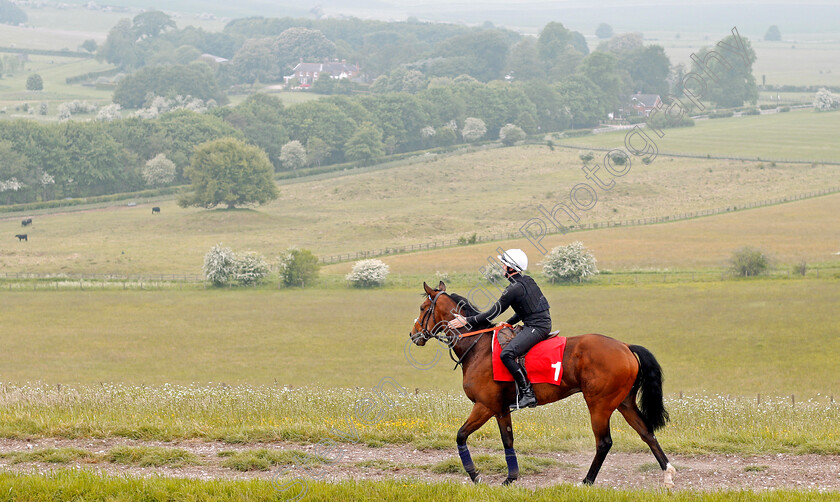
[98,19,140,68]
[691,32,758,108]
[0,0,26,25]
[344,122,384,163]
[179,137,278,209]
[132,10,175,40]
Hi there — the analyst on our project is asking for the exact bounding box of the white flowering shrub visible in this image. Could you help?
[499,123,525,146]
[204,244,237,286]
[346,259,390,288]
[542,241,599,283]
[204,244,270,286]
[142,153,176,187]
[279,141,307,170]
[96,103,122,122]
[133,95,214,119]
[814,88,839,112]
[421,126,436,138]
[235,251,270,286]
[0,178,23,192]
[57,104,71,122]
[461,117,486,142]
[482,263,505,285]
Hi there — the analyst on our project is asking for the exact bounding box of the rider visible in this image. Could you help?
[448,249,551,410]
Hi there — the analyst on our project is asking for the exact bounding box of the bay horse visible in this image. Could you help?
[409,281,675,488]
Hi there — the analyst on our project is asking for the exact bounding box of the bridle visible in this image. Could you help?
[414,290,492,370]
[414,290,450,344]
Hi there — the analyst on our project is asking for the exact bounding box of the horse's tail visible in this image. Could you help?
[628,345,670,432]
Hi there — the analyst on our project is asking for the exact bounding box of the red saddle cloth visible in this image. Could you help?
[492,331,567,385]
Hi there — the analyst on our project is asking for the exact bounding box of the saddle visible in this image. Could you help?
[496,325,559,359]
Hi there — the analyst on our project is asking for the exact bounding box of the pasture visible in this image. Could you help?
[2,146,840,276]
[0,279,837,396]
[563,108,840,162]
[0,54,114,120]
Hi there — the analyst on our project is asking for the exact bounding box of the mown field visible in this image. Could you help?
[3,145,840,275]
[0,279,837,395]
[0,470,832,502]
[562,108,840,162]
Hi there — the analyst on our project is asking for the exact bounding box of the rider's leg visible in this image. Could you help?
[500,327,546,410]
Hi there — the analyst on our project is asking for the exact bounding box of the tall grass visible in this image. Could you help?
[0,384,837,455]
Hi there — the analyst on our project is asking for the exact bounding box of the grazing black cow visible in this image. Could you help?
[15,234,27,241]
[152,207,161,214]
[21,218,32,227]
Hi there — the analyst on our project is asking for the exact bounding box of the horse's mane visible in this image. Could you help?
[447,292,493,329]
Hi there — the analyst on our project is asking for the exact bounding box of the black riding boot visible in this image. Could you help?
[509,363,537,410]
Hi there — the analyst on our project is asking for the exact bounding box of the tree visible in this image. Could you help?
[345,122,384,163]
[180,137,278,209]
[279,140,307,170]
[595,23,614,39]
[499,123,525,146]
[99,19,140,68]
[0,0,26,25]
[113,63,225,108]
[142,153,176,186]
[132,11,175,39]
[25,74,43,91]
[461,117,486,142]
[691,33,758,108]
[730,247,769,277]
[306,137,330,167]
[542,242,598,283]
[764,25,781,41]
[81,39,98,53]
[278,247,320,287]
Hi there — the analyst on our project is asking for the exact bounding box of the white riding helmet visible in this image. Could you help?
[499,249,528,272]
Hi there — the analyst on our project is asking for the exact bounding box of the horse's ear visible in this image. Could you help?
[423,282,435,295]
[438,281,446,291]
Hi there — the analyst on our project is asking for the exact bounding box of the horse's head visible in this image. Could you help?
[409,281,459,346]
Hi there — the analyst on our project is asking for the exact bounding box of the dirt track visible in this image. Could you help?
[1,438,839,492]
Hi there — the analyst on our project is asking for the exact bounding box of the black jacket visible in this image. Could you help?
[465,273,551,331]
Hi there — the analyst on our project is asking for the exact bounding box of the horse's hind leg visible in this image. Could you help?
[456,403,494,483]
[618,399,675,489]
[582,402,614,485]
[496,413,519,485]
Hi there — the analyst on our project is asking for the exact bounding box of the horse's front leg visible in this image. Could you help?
[496,412,519,485]
[456,402,495,483]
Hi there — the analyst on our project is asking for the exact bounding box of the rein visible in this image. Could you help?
[418,292,511,371]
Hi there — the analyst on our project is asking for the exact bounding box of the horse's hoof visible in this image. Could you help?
[663,463,676,489]
[580,478,594,486]
[502,477,517,486]
[473,475,482,484]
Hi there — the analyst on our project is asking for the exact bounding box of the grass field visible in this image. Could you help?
[0,279,837,395]
[563,108,840,162]
[655,35,840,87]
[0,54,115,120]
[3,145,840,275]
[0,470,833,502]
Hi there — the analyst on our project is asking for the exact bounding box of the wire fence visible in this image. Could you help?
[318,186,840,264]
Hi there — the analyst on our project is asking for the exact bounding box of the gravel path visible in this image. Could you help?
[2,438,839,492]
